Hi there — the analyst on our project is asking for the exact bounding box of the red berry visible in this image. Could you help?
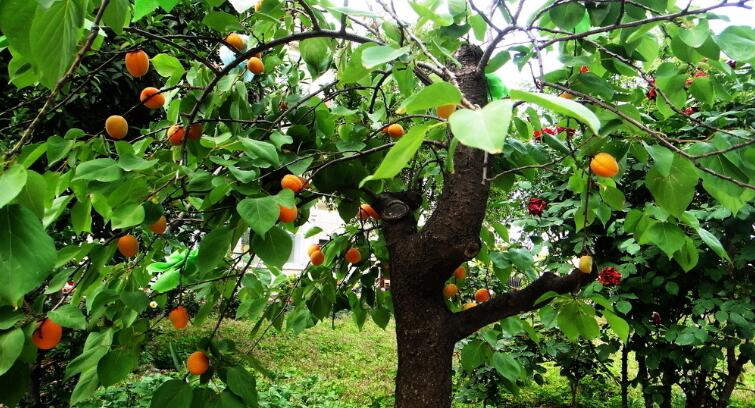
[579,65,589,74]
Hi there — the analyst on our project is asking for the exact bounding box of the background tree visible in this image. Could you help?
[0,0,753,407]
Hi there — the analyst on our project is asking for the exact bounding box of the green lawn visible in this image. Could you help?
[78,316,753,408]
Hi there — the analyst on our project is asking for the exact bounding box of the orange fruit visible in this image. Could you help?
[345,247,362,264]
[247,57,264,74]
[307,243,321,256]
[125,50,150,78]
[298,176,309,189]
[310,250,325,266]
[590,152,619,177]
[167,125,185,146]
[559,92,576,100]
[105,115,128,140]
[140,87,165,109]
[225,33,246,51]
[462,302,477,310]
[168,306,189,329]
[578,255,593,274]
[281,175,304,192]
[279,205,298,223]
[149,215,167,234]
[384,123,405,139]
[436,104,457,119]
[453,265,466,280]
[117,234,139,258]
[358,204,379,221]
[474,289,491,303]
[31,319,63,350]
[186,351,209,375]
[187,123,203,140]
[443,283,459,299]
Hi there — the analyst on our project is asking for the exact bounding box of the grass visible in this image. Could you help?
[79,315,754,408]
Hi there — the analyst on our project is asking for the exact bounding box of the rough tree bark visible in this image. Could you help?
[376,44,594,408]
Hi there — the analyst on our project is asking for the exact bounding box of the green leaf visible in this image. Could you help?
[240,138,280,167]
[0,0,38,58]
[602,310,629,342]
[396,82,461,114]
[237,196,279,237]
[557,302,580,340]
[300,37,333,78]
[360,125,428,186]
[361,46,410,69]
[599,185,625,210]
[201,11,242,32]
[644,144,674,177]
[510,89,600,135]
[324,6,381,18]
[644,154,698,216]
[673,237,699,272]
[69,367,99,405]
[197,227,233,271]
[460,341,486,371]
[48,303,86,330]
[73,158,123,182]
[29,0,86,88]
[0,164,27,209]
[111,203,145,230]
[252,226,292,269]
[0,328,24,376]
[46,135,74,166]
[485,51,511,73]
[0,205,56,307]
[97,350,138,387]
[133,0,159,21]
[102,0,130,34]
[226,367,258,406]
[715,25,755,61]
[152,54,185,78]
[490,352,522,383]
[696,228,731,262]
[150,379,193,408]
[339,43,376,83]
[640,222,686,259]
[549,2,586,31]
[449,100,512,153]
[679,19,709,48]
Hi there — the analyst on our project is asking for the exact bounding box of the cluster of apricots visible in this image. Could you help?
[223,32,265,74]
[166,306,209,374]
[383,104,455,140]
[442,265,492,310]
[116,215,168,258]
[307,243,363,266]
[279,174,309,223]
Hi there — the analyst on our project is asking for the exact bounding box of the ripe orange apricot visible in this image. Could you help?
[186,351,209,375]
[281,175,304,192]
[118,234,139,258]
[31,319,63,350]
[187,123,203,140]
[105,115,128,140]
[436,104,457,119]
[345,247,362,264]
[307,243,321,256]
[279,205,298,223]
[559,92,576,100]
[474,289,491,303]
[310,250,325,266]
[443,283,459,299]
[462,302,477,310]
[247,57,264,74]
[453,265,466,280]
[168,306,189,329]
[125,50,150,78]
[590,152,619,177]
[578,255,593,274]
[384,123,405,139]
[167,125,185,146]
[149,215,167,234]
[140,87,165,110]
[225,33,246,51]
[358,204,379,221]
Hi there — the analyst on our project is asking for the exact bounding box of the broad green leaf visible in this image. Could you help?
[510,89,600,135]
[197,227,233,271]
[150,379,193,408]
[696,228,731,262]
[97,350,139,386]
[557,302,580,340]
[0,205,56,306]
[201,11,242,32]
[237,196,279,236]
[0,328,24,376]
[644,144,674,177]
[110,203,145,230]
[339,43,377,83]
[490,352,522,383]
[152,54,185,78]
[252,226,292,269]
[73,159,123,182]
[715,25,755,61]
[48,303,86,330]
[460,341,487,371]
[46,135,74,166]
[673,237,699,272]
[644,154,698,216]
[549,2,586,31]
[396,82,461,114]
[300,37,333,77]
[485,51,511,73]
[679,19,709,48]
[102,0,130,34]
[240,138,280,167]
[325,6,381,18]
[29,0,86,88]
[640,222,686,259]
[360,125,428,186]
[226,366,258,406]
[0,164,27,209]
[602,310,629,342]
[449,100,512,153]
[133,0,160,21]
[361,46,410,69]
[0,0,38,58]
[69,367,98,405]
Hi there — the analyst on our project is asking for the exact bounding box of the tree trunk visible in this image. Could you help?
[718,346,748,408]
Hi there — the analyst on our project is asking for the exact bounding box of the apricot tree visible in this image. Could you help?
[0,0,753,407]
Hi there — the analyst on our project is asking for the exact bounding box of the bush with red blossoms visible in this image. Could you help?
[543,127,556,135]
[597,267,622,286]
[527,197,547,216]
[532,129,543,141]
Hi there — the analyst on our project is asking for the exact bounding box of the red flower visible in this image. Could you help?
[694,71,707,78]
[597,267,622,286]
[579,65,589,74]
[527,197,547,216]
[543,127,556,135]
[533,130,543,141]
[646,87,657,100]
[682,107,698,116]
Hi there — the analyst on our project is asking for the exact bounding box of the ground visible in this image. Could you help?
[74,316,754,408]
